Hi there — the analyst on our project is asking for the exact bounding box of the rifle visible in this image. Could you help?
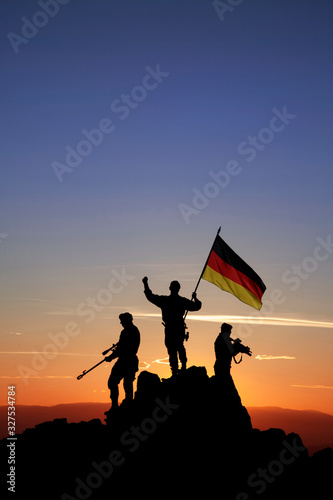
[230,337,252,364]
[77,343,118,380]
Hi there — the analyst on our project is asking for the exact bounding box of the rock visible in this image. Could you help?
[135,370,161,401]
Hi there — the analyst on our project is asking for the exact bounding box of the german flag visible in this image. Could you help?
[202,235,266,310]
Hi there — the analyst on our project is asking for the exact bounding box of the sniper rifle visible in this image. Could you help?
[77,342,118,380]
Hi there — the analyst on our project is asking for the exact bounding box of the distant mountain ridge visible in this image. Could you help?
[1,401,332,454]
[248,406,333,455]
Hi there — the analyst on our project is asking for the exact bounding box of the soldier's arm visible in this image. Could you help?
[142,276,153,299]
[105,345,119,362]
[105,353,116,362]
[186,292,202,311]
[142,277,163,307]
[105,332,126,361]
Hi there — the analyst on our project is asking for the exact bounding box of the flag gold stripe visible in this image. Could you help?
[202,265,262,310]
[207,250,264,301]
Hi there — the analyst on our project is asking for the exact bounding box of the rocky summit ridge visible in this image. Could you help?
[1,366,332,500]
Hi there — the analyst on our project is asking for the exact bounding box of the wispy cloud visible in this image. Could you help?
[44,309,75,316]
[255,355,296,361]
[152,357,172,365]
[9,332,23,336]
[139,357,181,371]
[138,313,333,329]
[12,297,51,302]
[139,361,151,370]
[291,384,333,390]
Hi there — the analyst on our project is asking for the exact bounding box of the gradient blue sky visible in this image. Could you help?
[1,0,333,411]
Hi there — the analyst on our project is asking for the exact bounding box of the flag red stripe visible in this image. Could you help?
[207,250,264,301]
[202,266,262,310]
[212,235,266,294]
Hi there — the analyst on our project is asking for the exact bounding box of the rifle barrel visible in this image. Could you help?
[77,342,118,380]
[77,359,106,380]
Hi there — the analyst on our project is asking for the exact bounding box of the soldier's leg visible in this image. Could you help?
[108,361,122,407]
[122,357,138,402]
[178,341,187,372]
[165,331,179,376]
[166,343,179,375]
[168,348,179,376]
[108,375,119,407]
[123,373,134,401]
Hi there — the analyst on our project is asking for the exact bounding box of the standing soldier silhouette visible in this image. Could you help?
[105,312,140,409]
[142,276,202,376]
[214,323,252,403]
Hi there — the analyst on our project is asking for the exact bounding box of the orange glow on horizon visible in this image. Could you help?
[2,316,333,416]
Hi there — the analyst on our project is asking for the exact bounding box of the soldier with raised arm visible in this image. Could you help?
[142,276,202,376]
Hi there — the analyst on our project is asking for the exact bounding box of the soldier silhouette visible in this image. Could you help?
[105,312,140,409]
[142,276,202,376]
[214,323,252,403]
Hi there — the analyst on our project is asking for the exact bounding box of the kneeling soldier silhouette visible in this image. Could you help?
[105,312,140,410]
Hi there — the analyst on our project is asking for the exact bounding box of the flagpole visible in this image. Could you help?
[184,226,221,321]
[193,226,221,294]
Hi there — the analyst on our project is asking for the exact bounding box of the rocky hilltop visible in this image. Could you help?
[1,366,332,499]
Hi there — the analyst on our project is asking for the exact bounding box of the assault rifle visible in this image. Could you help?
[230,337,252,364]
[77,343,118,380]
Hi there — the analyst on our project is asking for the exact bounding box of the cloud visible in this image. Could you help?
[13,297,51,302]
[44,309,75,316]
[255,355,296,360]
[291,384,333,390]
[139,361,151,370]
[138,357,181,370]
[152,357,172,365]
[138,313,333,329]
[9,332,23,336]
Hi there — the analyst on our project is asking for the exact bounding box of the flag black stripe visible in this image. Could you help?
[212,235,266,294]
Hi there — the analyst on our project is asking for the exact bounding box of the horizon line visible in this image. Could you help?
[0,402,332,416]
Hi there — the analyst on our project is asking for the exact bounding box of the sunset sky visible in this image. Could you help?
[1,0,332,415]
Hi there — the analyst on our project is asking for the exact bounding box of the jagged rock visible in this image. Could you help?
[135,370,161,402]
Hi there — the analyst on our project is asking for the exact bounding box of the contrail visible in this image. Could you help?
[255,355,296,360]
[291,384,333,390]
[137,313,333,328]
